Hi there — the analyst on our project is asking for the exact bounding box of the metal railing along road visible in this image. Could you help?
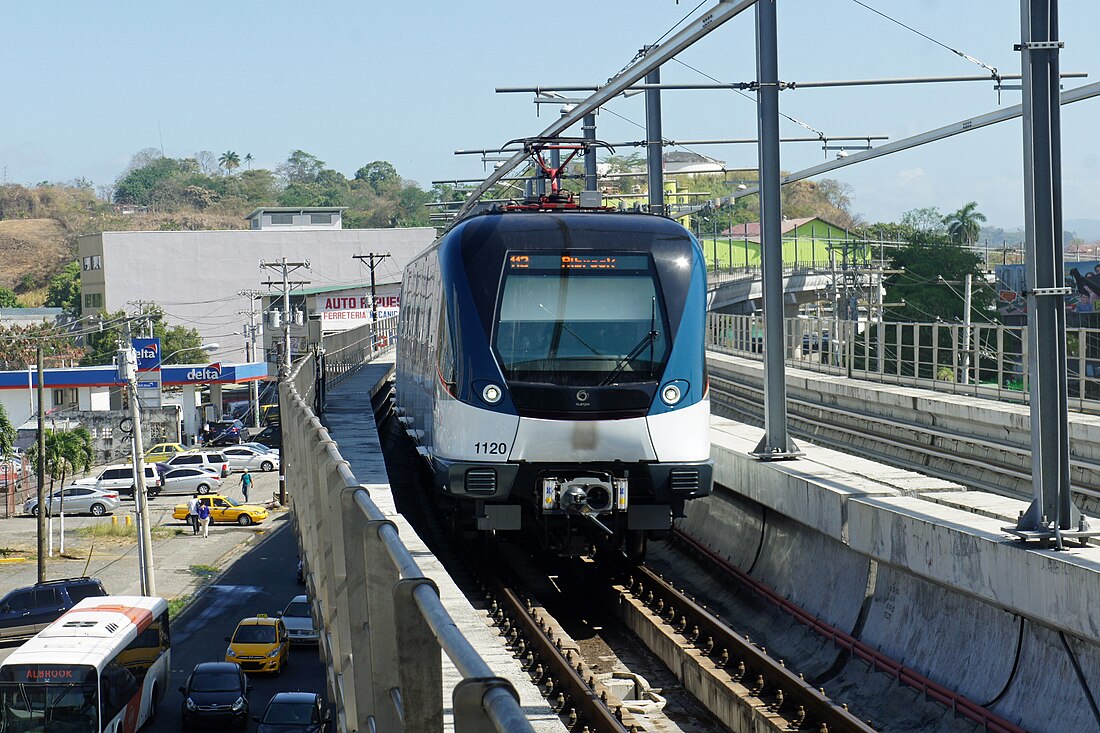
[282,344,534,732]
[708,312,1100,414]
[319,316,399,387]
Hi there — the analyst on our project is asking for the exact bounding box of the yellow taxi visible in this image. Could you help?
[134,442,187,464]
[171,494,268,526]
[225,615,289,674]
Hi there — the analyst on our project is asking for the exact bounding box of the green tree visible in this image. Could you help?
[943,201,987,245]
[243,153,253,170]
[901,206,946,234]
[218,151,241,176]
[884,230,993,323]
[44,262,81,313]
[82,307,202,366]
[0,288,21,308]
[0,404,15,462]
[27,427,94,500]
[114,157,183,205]
[354,161,399,194]
[278,150,325,184]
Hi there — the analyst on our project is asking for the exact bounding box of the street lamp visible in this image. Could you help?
[119,342,218,596]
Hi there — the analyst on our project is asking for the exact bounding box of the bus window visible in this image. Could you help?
[0,664,99,733]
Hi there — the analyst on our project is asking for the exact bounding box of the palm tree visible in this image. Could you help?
[943,202,987,246]
[244,153,253,171]
[27,427,94,512]
[219,151,241,176]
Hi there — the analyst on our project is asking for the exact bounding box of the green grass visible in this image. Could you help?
[77,523,186,541]
[167,596,190,619]
[189,564,219,577]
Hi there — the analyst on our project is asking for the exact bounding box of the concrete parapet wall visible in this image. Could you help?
[684,415,1100,729]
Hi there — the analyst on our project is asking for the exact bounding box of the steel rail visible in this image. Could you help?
[485,577,630,733]
[708,373,1100,502]
[454,0,761,221]
[627,565,877,732]
[669,530,1028,733]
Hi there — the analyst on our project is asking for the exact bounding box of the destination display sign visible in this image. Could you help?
[0,664,95,685]
[507,253,649,271]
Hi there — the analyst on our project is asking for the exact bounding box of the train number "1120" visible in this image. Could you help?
[474,442,507,455]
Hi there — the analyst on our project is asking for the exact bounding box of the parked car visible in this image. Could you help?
[225,615,289,674]
[179,662,251,730]
[172,495,268,526]
[222,446,280,473]
[242,442,279,456]
[206,419,250,446]
[252,424,282,451]
[24,487,121,517]
[72,463,163,498]
[278,594,318,644]
[164,451,230,478]
[0,577,107,640]
[142,442,188,464]
[255,692,330,733]
[160,467,224,496]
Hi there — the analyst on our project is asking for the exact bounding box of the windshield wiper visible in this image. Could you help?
[599,297,659,387]
[599,329,659,387]
[537,303,602,357]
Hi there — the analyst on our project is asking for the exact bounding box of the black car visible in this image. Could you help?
[0,577,107,641]
[255,692,330,733]
[206,419,249,446]
[253,424,282,451]
[180,662,251,730]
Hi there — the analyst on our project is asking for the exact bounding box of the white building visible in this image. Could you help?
[78,209,435,364]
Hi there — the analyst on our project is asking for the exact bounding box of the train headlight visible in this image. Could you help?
[482,384,503,404]
[661,383,682,405]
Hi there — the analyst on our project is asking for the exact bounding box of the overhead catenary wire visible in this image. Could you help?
[848,0,1000,80]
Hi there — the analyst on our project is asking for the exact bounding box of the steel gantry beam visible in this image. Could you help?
[453,0,762,221]
[722,80,1100,204]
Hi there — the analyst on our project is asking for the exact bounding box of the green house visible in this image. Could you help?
[701,215,869,270]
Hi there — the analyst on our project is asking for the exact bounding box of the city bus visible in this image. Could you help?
[0,595,170,733]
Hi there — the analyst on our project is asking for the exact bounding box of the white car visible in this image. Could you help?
[221,445,280,472]
[278,594,318,644]
[158,467,225,496]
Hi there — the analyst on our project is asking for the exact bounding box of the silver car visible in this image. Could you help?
[24,487,121,517]
[221,445,280,473]
[278,594,318,643]
[159,467,224,496]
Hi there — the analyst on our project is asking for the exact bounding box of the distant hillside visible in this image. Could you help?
[1065,219,1100,242]
[0,219,72,304]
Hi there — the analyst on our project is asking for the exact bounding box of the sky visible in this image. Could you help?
[2,0,1099,230]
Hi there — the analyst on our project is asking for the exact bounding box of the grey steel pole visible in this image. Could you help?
[645,61,665,216]
[1013,0,1085,539]
[282,257,291,378]
[961,273,973,385]
[752,0,798,460]
[583,113,598,192]
[36,347,45,583]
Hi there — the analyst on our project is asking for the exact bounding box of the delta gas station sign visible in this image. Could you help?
[315,286,400,332]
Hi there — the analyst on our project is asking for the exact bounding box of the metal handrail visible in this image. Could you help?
[282,345,533,732]
[707,312,1100,415]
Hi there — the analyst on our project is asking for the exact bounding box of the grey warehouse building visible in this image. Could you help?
[78,207,435,364]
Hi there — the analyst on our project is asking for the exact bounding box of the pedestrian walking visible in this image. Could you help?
[198,501,211,539]
[239,470,253,503]
[186,495,200,535]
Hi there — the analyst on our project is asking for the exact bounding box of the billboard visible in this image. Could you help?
[313,286,400,332]
[996,262,1100,316]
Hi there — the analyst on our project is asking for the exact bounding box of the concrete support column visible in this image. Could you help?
[181,385,199,445]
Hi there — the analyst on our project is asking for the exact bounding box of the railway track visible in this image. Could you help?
[709,372,1100,507]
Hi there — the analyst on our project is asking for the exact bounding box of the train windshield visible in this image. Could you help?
[495,252,670,385]
[0,665,99,733]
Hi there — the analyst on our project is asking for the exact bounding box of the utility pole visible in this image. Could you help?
[259,258,309,507]
[353,253,390,324]
[644,51,665,217]
[238,290,264,430]
[120,321,155,595]
[36,347,45,583]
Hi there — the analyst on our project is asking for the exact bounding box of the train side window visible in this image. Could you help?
[437,298,456,389]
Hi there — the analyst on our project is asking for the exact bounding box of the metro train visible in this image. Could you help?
[395,163,712,557]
